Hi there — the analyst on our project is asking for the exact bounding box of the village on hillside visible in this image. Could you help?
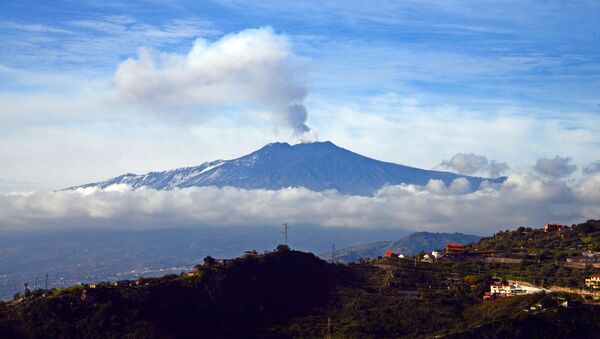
[11,222,600,313]
[3,220,600,338]
[351,222,600,305]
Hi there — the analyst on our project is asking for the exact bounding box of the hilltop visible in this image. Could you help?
[0,248,352,338]
[68,141,505,196]
[468,220,600,258]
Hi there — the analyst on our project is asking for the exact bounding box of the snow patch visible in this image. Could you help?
[198,161,226,175]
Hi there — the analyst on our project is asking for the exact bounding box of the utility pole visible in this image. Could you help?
[331,243,335,263]
[398,255,401,270]
[326,317,331,339]
[45,273,48,290]
[282,223,290,246]
[34,276,38,292]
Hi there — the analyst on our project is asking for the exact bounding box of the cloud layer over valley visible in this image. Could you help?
[2,171,598,235]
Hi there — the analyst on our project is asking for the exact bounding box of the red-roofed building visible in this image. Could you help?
[385,251,398,257]
[544,223,564,232]
[445,243,465,256]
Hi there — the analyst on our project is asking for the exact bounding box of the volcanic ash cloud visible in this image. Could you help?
[114,26,315,140]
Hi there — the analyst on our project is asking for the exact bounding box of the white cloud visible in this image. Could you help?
[439,153,509,177]
[534,155,577,178]
[114,27,314,138]
[1,173,597,234]
[0,21,74,34]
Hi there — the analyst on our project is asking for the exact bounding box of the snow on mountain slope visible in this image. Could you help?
[69,141,505,196]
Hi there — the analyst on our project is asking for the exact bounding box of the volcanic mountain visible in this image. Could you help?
[69,141,505,196]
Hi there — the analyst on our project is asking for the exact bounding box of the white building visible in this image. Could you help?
[585,274,600,289]
[491,283,512,295]
[491,282,545,296]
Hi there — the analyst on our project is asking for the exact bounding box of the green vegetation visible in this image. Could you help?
[464,219,600,289]
[1,221,599,338]
[470,220,600,258]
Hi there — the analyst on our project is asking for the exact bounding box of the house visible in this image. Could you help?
[585,274,600,289]
[431,251,443,259]
[490,283,512,296]
[445,243,465,256]
[544,223,564,232]
[485,281,543,300]
[385,251,398,257]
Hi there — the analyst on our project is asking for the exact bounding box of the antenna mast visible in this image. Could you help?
[282,222,290,246]
[331,243,335,263]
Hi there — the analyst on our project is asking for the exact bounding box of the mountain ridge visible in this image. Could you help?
[69,141,506,196]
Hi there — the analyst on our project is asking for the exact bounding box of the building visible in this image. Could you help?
[544,223,564,232]
[490,283,512,296]
[431,251,443,259]
[445,243,465,256]
[385,251,398,257]
[585,274,600,289]
[485,281,545,300]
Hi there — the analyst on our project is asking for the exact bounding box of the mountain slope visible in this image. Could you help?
[70,141,505,196]
[326,231,482,261]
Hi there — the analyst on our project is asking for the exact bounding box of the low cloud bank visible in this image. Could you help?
[1,173,598,234]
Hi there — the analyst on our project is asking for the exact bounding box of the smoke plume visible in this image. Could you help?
[114,27,315,140]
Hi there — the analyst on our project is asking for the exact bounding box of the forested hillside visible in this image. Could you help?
[1,234,599,338]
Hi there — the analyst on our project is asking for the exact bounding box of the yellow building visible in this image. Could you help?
[585,274,600,289]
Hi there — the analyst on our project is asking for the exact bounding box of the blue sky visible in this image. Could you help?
[1,0,599,191]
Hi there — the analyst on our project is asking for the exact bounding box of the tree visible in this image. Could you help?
[276,244,290,252]
[203,256,216,267]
